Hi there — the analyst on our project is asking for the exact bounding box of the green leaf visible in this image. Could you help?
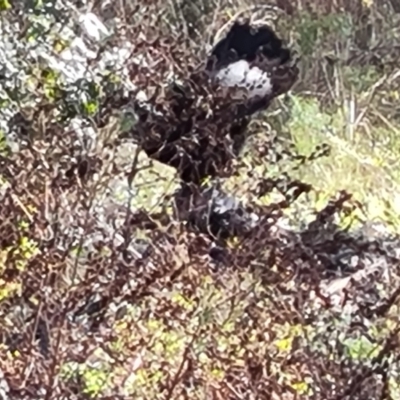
[0,0,11,11]
[82,99,99,116]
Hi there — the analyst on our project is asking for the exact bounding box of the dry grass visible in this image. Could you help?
[1,0,400,399]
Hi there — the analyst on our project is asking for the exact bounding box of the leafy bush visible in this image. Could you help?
[1,1,400,399]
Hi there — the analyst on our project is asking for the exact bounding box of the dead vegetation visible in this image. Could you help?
[1,0,400,399]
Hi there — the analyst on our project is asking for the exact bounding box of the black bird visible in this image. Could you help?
[132,20,298,184]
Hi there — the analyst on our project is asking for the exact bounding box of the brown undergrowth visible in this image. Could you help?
[1,0,400,399]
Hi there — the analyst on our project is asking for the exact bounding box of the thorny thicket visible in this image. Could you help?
[1,1,400,399]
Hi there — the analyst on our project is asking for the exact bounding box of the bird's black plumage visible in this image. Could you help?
[128,20,299,239]
[174,182,259,240]
[206,21,298,117]
[208,21,291,69]
[131,20,298,185]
